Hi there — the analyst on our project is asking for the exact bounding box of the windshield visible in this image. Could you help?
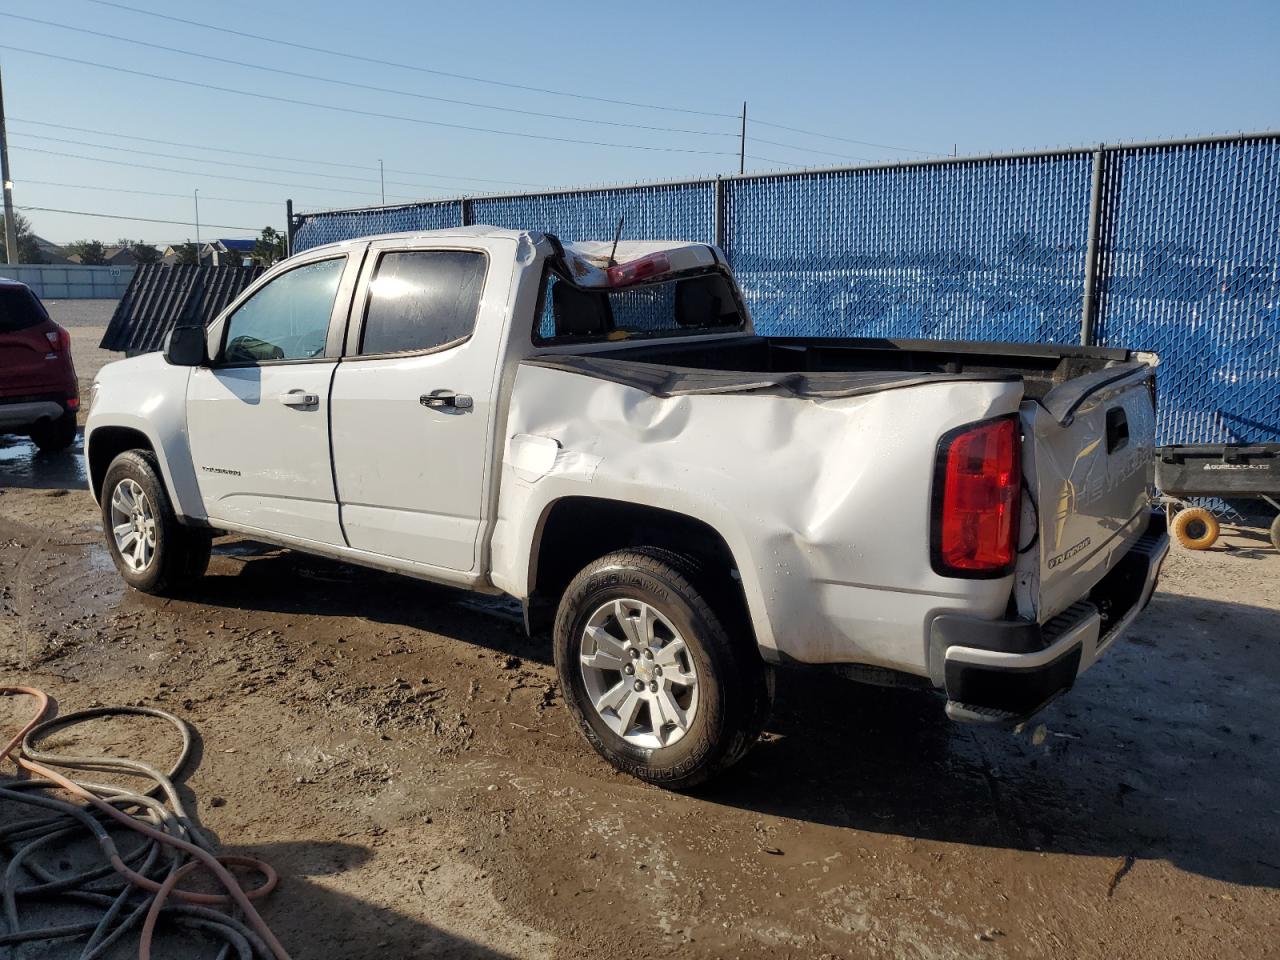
[535,269,744,343]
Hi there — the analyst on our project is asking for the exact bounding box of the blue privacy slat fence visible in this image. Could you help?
[290,133,1280,446]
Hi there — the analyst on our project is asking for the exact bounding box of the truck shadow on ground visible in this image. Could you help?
[183,544,1279,893]
[705,592,1280,892]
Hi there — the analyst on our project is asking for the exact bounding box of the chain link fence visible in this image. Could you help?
[290,133,1280,445]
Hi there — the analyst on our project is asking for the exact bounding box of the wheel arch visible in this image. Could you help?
[87,425,155,502]
[525,495,760,646]
[86,418,207,523]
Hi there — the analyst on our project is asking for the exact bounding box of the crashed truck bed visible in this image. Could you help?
[501,334,1158,674]
[525,336,1152,420]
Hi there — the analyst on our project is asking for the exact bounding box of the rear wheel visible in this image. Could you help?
[1171,506,1220,550]
[30,410,77,452]
[101,451,211,595]
[1269,513,1280,553]
[553,548,772,790]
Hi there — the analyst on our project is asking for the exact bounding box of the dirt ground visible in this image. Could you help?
[1,306,1278,959]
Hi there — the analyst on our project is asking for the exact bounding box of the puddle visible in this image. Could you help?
[458,595,525,624]
[213,539,282,559]
[0,432,88,490]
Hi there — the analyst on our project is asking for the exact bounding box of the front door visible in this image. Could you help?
[187,253,358,546]
[328,237,514,572]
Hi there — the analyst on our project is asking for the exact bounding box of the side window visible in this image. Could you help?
[360,250,486,356]
[222,257,345,363]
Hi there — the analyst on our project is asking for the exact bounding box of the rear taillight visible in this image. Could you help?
[931,416,1021,577]
[45,325,71,355]
[606,252,670,287]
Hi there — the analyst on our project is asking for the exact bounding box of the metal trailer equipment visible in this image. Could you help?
[1155,444,1280,551]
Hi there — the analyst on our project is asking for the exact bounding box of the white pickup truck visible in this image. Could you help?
[86,227,1169,787]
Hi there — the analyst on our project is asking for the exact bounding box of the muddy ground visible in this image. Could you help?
[2,305,1279,959]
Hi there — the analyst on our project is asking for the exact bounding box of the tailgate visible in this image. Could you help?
[1020,363,1157,622]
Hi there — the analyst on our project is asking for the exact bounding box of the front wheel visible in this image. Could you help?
[101,451,211,595]
[1270,512,1280,553]
[553,548,772,790]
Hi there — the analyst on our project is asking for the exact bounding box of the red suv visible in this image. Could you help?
[0,278,79,451]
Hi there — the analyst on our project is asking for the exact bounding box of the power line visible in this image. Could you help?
[0,44,743,159]
[16,204,260,232]
[3,13,736,140]
[19,179,283,206]
[8,118,546,187]
[8,144,426,201]
[751,136,874,163]
[751,119,940,156]
[9,132,471,193]
[76,0,941,158]
[82,0,739,120]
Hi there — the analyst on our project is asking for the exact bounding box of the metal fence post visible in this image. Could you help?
[284,199,295,257]
[460,197,473,227]
[713,176,726,253]
[1080,146,1107,345]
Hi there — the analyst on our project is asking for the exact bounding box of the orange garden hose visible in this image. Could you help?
[1,686,290,959]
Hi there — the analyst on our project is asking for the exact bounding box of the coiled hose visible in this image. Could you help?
[1,687,290,959]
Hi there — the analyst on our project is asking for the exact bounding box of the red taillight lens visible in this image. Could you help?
[606,252,670,287]
[45,325,71,354]
[932,417,1021,576]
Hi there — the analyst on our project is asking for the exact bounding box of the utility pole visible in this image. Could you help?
[378,159,385,205]
[193,188,201,264]
[738,102,747,176]
[0,62,18,265]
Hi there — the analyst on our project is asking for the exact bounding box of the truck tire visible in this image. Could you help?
[553,548,772,790]
[101,450,211,595]
[1171,506,1220,550]
[1270,513,1280,553]
[29,410,78,453]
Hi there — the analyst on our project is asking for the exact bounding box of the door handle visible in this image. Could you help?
[279,389,319,407]
[420,391,473,410]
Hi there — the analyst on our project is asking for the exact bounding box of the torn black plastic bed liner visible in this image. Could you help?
[522,353,1015,400]
[521,336,1149,420]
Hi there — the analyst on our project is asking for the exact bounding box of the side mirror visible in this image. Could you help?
[163,325,207,367]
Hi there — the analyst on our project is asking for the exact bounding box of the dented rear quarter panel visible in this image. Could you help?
[490,362,1026,677]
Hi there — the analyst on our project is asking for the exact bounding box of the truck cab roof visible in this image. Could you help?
[291,225,721,285]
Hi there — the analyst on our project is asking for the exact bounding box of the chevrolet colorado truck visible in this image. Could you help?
[85,227,1169,787]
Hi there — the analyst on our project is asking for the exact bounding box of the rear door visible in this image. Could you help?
[0,285,56,398]
[1021,365,1157,620]
[328,235,514,573]
[187,252,361,546]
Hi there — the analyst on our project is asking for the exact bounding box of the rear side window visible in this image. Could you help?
[0,286,49,333]
[360,250,486,356]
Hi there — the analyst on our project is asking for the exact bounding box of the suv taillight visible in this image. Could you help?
[931,416,1021,577]
[45,324,71,355]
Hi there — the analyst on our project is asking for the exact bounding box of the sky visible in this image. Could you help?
[1,0,1277,247]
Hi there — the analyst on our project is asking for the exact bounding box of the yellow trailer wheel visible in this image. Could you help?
[1171,507,1220,550]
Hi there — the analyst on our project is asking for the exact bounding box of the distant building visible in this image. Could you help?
[31,236,71,264]
[211,239,256,266]
[68,246,142,266]
[159,240,255,267]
